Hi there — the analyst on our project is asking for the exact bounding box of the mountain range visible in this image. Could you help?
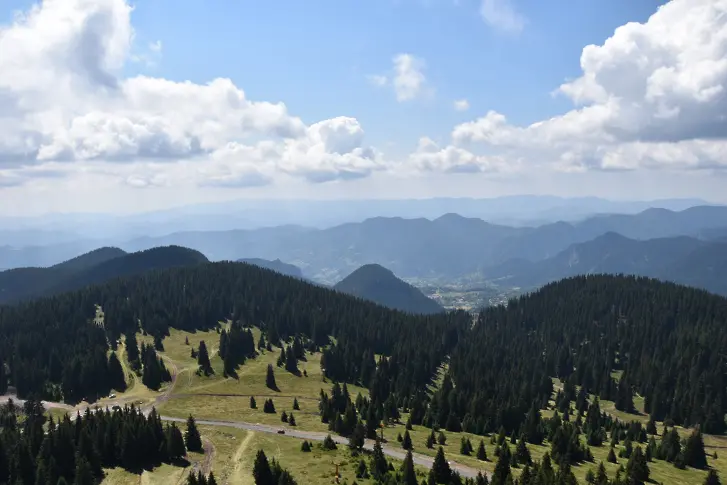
[333,264,444,315]
[485,232,727,296]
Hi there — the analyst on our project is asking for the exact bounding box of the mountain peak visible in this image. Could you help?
[334,264,443,315]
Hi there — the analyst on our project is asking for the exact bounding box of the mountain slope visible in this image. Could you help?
[485,233,727,296]
[334,264,444,314]
[120,205,727,283]
[237,258,303,279]
[0,245,207,304]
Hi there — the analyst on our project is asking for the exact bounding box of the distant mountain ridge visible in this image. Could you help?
[0,245,208,304]
[485,233,727,296]
[236,258,304,279]
[333,264,444,315]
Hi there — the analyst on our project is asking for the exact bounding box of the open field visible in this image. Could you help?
[92,326,727,485]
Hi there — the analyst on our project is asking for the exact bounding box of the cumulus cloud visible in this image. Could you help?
[408,137,510,174]
[368,53,431,102]
[479,0,526,34]
[453,99,470,111]
[455,0,727,172]
[0,0,381,188]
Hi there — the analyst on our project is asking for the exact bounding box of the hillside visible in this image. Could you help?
[334,264,445,314]
[0,245,207,304]
[484,233,727,295]
[237,257,304,279]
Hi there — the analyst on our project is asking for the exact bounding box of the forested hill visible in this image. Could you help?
[1,261,725,442]
[444,275,727,436]
[0,245,207,304]
[334,263,444,314]
[0,261,468,401]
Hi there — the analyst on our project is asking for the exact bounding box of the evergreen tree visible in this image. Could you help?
[166,423,187,460]
[301,441,311,452]
[322,435,337,450]
[438,431,447,446]
[293,398,300,410]
[207,472,218,485]
[704,470,722,485]
[477,440,487,461]
[197,341,213,376]
[185,416,203,452]
[371,439,389,480]
[289,413,296,427]
[431,447,451,484]
[515,436,531,465]
[250,396,257,409]
[356,459,369,479]
[626,446,649,484]
[107,352,127,391]
[684,428,708,469]
[401,450,417,485]
[608,447,617,463]
[426,431,435,449]
[266,364,278,390]
[252,450,274,485]
[402,430,413,450]
[491,444,511,485]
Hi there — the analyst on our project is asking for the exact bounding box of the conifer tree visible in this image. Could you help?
[197,341,212,376]
[431,447,451,484]
[289,413,296,427]
[426,430,435,449]
[252,449,274,485]
[108,352,127,391]
[356,459,369,479]
[250,396,257,409]
[207,472,218,485]
[293,398,300,410]
[185,416,203,452]
[401,450,417,485]
[704,470,722,485]
[371,439,389,480]
[166,423,187,460]
[477,440,487,461]
[438,431,447,446]
[266,364,277,390]
[684,428,708,469]
[301,441,312,452]
[626,446,649,484]
[402,430,413,450]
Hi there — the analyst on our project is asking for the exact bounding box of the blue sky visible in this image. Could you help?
[121,0,664,154]
[0,0,725,215]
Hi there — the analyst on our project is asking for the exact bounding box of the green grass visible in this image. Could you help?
[112,328,727,485]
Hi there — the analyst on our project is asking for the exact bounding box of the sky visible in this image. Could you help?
[0,0,726,215]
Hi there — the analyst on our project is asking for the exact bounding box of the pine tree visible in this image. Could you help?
[684,428,708,469]
[207,472,218,485]
[185,416,203,452]
[596,462,608,485]
[515,436,531,465]
[293,398,300,410]
[704,470,722,485]
[491,444,511,485]
[402,450,417,485]
[281,411,288,423]
[608,446,617,463]
[626,446,649,484]
[402,430,413,450]
[426,430,435,449]
[197,341,212,376]
[356,459,369,479]
[477,440,487,461]
[266,364,278,390]
[323,435,337,450]
[250,396,257,409]
[371,439,389,480]
[289,413,296,427]
[301,441,312,452]
[460,436,471,455]
[107,352,127,391]
[432,447,451,484]
[253,450,274,485]
[438,431,447,445]
[167,423,187,460]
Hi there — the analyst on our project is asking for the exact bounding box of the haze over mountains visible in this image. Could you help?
[3,199,727,302]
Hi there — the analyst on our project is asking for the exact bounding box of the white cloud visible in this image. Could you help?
[408,136,511,174]
[454,0,727,172]
[0,0,382,189]
[453,99,470,111]
[368,53,431,102]
[393,54,428,102]
[367,74,388,87]
[479,0,526,34]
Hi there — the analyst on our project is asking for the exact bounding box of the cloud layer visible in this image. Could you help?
[0,0,383,187]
